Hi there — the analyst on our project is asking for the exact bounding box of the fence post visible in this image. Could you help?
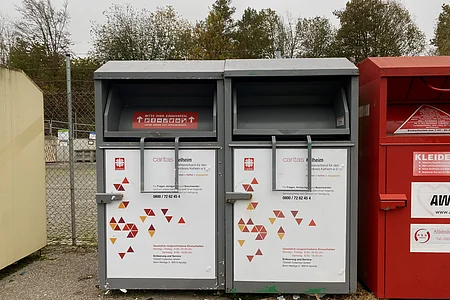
[66,54,76,246]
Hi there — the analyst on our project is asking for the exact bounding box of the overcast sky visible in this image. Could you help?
[1,0,447,55]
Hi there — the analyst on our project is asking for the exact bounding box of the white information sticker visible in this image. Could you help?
[411,224,450,253]
[233,148,348,283]
[411,182,450,218]
[105,149,216,279]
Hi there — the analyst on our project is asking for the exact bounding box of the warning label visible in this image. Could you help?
[132,112,198,129]
[413,152,450,176]
[394,105,450,134]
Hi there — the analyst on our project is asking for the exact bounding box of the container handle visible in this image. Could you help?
[271,135,312,192]
[140,136,179,194]
[421,77,450,92]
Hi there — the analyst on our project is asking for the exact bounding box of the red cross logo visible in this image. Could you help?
[115,158,125,170]
[244,158,254,171]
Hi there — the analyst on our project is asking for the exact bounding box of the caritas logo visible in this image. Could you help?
[115,158,125,170]
[244,158,254,171]
[414,229,431,244]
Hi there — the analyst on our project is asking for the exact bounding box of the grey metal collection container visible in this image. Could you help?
[94,58,359,295]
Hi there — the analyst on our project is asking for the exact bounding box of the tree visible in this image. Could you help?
[191,0,236,59]
[296,16,336,58]
[90,4,193,61]
[277,12,301,58]
[14,0,71,56]
[0,13,15,65]
[333,0,426,63]
[234,8,283,59]
[432,4,450,56]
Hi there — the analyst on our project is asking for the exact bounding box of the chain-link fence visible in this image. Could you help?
[44,89,97,245]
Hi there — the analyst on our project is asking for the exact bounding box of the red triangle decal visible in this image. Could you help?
[247,255,254,262]
[260,226,267,233]
[243,226,249,232]
[256,225,263,232]
[109,217,117,224]
[144,209,152,216]
[278,211,285,218]
[113,184,121,190]
[247,185,254,192]
[251,226,258,233]
[309,219,317,226]
[238,218,245,225]
[166,216,173,223]
[161,208,169,215]
[127,232,134,238]
[260,233,267,240]
[122,201,129,208]
[255,234,263,240]
[273,210,280,217]
[118,217,125,224]
[178,217,185,224]
[247,218,254,225]
[114,224,121,231]
[394,104,450,134]
[242,184,250,191]
[251,178,259,184]
[296,218,303,225]
[118,253,126,259]
[255,249,263,256]
[131,230,138,236]
[149,224,155,231]
[130,224,137,230]
[291,210,298,217]
[251,202,258,209]
[127,246,134,253]
[123,224,130,231]
[122,177,130,184]
[278,226,285,233]
[117,184,125,191]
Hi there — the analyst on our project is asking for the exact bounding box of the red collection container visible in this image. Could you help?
[358,56,450,299]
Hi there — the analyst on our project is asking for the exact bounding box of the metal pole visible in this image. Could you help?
[66,54,76,246]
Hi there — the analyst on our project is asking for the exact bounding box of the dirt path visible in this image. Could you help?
[0,246,376,300]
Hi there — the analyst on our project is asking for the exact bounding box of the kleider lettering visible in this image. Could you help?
[415,154,450,161]
[430,194,450,206]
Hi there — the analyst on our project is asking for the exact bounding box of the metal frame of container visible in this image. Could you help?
[223,58,359,294]
[358,56,450,299]
[94,60,226,290]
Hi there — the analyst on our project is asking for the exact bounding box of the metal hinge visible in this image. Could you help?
[96,193,124,204]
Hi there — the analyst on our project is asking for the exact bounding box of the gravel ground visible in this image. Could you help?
[0,246,377,300]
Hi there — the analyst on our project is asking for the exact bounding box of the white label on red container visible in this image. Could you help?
[413,152,450,176]
[411,224,450,253]
[394,105,450,134]
[115,157,125,170]
[411,182,450,218]
[132,112,198,129]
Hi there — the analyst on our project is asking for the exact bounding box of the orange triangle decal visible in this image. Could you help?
[309,219,317,226]
[110,237,117,244]
[278,233,285,240]
[269,217,276,224]
[251,178,258,184]
[238,240,245,246]
[247,203,254,210]
[109,223,116,230]
[118,202,125,209]
[149,230,155,237]
[238,224,245,231]
[140,216,147,222]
